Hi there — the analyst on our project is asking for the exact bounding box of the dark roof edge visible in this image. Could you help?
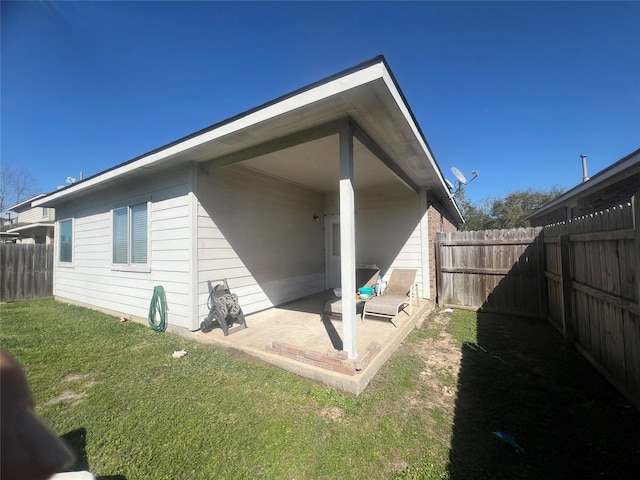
[47,56,388,197]
[525,146,640,220]
[377,58,448,195]
[377,58,461,222]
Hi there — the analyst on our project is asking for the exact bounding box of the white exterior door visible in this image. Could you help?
[325,215,341,288]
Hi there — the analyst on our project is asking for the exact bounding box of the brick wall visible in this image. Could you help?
[426,191,459,298]
[530,171,639,227]
[573,172,639,216]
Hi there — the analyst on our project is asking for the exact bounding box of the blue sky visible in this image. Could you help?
[2,1,639,204]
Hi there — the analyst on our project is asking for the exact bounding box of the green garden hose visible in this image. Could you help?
[148,285,167,332]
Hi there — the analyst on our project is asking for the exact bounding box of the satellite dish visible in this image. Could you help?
[451,167,467,185]
[445,178,455,191]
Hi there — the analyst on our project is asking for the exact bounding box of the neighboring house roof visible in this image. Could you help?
[526,147,640,222]
[7,193,47,213]
[33,56,463,222]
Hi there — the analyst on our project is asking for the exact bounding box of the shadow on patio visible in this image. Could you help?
[174,291,434,394]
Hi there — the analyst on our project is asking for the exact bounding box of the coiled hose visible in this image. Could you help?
[148,285,167,332]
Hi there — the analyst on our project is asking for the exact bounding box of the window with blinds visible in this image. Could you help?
[112,203,148,265]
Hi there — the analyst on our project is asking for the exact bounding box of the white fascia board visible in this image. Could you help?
[34,63,386,208]
[380,68,464,222]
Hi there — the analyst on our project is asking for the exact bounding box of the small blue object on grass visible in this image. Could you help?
[492,431,525,453]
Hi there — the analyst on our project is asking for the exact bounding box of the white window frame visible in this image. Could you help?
[57,218,74,267]
[111,201,150,273]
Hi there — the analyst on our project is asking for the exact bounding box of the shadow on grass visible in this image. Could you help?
[61,428,126,480]
[448,312,640,479]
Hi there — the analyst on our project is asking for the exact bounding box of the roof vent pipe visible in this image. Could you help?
[580,154,589,183]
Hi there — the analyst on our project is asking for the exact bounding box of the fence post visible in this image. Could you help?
[560,234,575,346]
[633,193,640,305]
[435,233,442,306]
[535,231,548,320]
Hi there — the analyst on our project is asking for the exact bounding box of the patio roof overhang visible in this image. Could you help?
[33,56,462,222]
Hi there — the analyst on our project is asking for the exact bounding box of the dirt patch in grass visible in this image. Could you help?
[413,313,461,413]
[392,309,640,479]
[61,373,97,386]
[40,373,98,408]
[41,390,88,408]
[319,406,347,423]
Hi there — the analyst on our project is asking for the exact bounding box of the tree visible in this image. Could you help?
[0,161,39,220]
[457,187,565,231]
[488,187,565,229]
[455,189,493,231]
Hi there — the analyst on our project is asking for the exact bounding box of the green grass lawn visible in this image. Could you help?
[2,298,639,479]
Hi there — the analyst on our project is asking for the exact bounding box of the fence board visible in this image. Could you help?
[542,199,639,411]
[436,227,543,318]
[0,244,53,302]
[625,313,640,402]
[436,198,639,410]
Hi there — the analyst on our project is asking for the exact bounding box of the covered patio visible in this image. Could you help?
[169,291,434,394]
[192,57,462,364]
[36,57,460,392]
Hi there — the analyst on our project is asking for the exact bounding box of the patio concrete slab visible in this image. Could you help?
[169,291,434,394]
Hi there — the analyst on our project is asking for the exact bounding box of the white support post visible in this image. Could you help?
[339,122,357,359]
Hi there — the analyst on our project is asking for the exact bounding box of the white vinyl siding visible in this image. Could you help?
[355,186,424,291]
[197,164,325,317]
[323,184,425,292]
[52,161,428,331]
[53,167,195,329]
[17,205,55,223]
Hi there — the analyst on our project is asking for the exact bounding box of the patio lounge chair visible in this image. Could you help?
[322,267,380,319]
[362,269,417,327]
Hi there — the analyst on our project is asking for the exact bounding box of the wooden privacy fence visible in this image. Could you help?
[435,227,545,318]
[435,204,639,410]
[0,243,53,302]
[544,199,639,411]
